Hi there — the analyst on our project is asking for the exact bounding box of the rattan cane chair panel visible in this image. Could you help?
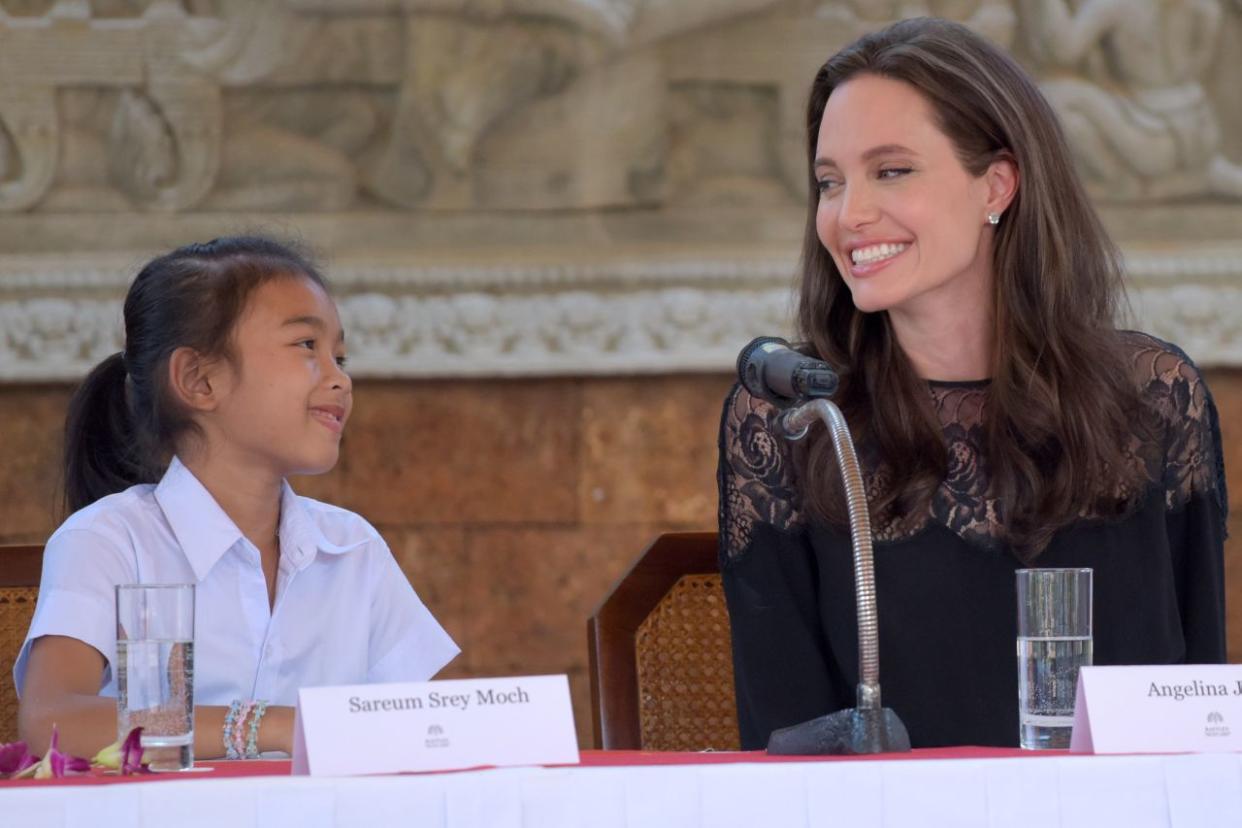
[634,573,739,752]
[0,586,38,743]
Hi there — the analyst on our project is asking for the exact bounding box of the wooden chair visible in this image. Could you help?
[0,545,42,744]
[587,532,740,751]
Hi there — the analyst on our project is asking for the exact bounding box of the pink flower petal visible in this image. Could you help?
[29,726,94,778]
[0,741,32,776]
[120,727,149,775]
[10,752,37,777]
[64,755,91,774]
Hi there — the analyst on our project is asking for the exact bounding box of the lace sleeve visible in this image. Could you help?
[1128,334,1227,520]
[717,384,804,564]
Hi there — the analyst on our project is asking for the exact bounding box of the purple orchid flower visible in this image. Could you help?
[38,749,91,778]
[119,727,149,775]
[91,727,149,775]
[0,740,36,778]
[24,725,92,779]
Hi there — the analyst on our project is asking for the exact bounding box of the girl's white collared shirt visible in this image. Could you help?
[15,457,459,704]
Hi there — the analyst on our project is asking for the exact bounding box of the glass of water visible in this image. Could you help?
[116,584,195,771]
[1016,568,1092,750]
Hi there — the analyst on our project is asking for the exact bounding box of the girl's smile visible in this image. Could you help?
[310,403,346,434]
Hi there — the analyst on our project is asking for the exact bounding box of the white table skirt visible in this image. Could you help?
[5,752,1242,828]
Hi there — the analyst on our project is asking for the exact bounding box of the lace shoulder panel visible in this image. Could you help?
[717,383,804,563]
[1123,331,1227,514]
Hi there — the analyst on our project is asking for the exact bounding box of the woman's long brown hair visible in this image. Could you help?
[796,18,1142,559]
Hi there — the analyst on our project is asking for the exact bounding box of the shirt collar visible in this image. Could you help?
[155,457,363,581]
[154,457,245,582]
[277,481,368,570]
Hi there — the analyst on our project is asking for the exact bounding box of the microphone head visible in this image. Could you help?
[737,336,791,400]
[737,335,839,405]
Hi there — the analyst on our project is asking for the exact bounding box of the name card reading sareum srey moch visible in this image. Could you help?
[292,675,579,776]
[1070,664,1242,755]
[348,684,530,713]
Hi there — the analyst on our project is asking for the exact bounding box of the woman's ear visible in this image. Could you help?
[167,346,225,412]
[985,154,1019,219]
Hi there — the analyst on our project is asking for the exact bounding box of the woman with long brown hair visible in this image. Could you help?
[718,17,1227,748]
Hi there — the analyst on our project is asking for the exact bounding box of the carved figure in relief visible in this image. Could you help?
[0,1,374,211]
[366,0,784,210]
[214,0,751,210]
[0,1,223,211]
[0,3,91,211]
[2,0,797,211]
[818,0,1017,46]
[1018,0,1242,200]
[176,0,365,210]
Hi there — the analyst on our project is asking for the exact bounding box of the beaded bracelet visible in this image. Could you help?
[231,701,253,759]
[245,700,269,759]
[222,700,245,760]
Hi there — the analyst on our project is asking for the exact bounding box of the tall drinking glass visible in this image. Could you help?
[116,584,195,771]
[1016,568,1092,750]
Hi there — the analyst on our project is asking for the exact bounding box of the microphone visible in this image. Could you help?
[737,337,911,756]
[736,336,839,404]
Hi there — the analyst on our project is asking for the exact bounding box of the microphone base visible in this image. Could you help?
[766,707,912,755]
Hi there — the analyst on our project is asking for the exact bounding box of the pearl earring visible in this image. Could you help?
[987,212,1001,225]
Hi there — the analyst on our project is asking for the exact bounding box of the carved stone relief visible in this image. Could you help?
[0,251,799,379]
[1019,0,1242,201]
[4,244,1241,379]
[3,0,1239,212]
[0,0,1240,378]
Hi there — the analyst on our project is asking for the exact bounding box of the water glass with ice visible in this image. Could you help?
[1016,568,1092,750]
[116,584,195,771]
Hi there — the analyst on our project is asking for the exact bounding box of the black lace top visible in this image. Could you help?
[717,332,1227,749]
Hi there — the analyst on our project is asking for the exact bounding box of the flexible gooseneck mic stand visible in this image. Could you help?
[764,397,911,755]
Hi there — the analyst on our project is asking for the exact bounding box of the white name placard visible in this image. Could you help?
[1070,664,1242,754]
[291,674,580,776]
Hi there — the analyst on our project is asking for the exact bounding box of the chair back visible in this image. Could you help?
[0,545,43,744]
[588,532,739,751]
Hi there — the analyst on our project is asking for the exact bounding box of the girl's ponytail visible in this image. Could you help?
[62,352,142,513]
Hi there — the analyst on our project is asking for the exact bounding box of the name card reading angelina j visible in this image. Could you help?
[1070,664,1242,754]
[292,675,579,776]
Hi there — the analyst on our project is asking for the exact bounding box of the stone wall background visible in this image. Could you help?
[2,1,1242,746]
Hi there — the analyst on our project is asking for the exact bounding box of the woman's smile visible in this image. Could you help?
[845,241,911,277]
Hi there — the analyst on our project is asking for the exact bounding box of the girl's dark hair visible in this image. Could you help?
[63,236,326,513]
[796,18,1142,559]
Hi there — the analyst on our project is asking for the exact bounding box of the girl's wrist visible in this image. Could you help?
[258,706,294,755]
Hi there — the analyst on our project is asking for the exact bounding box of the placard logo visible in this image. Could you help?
[1205,712,1230,738]
[425,723,450,748]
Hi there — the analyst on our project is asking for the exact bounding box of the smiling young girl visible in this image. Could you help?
[718,18,1226,749]
[15,236,458,757]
